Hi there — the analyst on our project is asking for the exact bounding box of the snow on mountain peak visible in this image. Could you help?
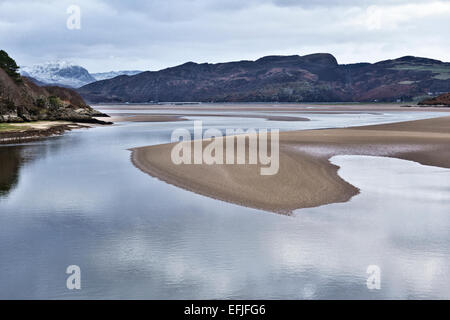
[20,61,144,88]
[21,61,96,88]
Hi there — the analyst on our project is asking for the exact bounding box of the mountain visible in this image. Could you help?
[21,62,143,88]
[91,70,142,81]
[1,51,109,123]
[78,53,450,103]
[21,61,96,88]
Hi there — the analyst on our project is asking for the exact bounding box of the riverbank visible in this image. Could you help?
[130,116,450,214]
[0,121,100,144]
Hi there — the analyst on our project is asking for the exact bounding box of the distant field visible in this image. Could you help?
[391,64,450,80]
[433,73,450,80]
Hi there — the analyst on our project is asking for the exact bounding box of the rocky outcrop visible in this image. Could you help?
[0,66,111,124]
[419,93,450,107]
[78,53,450,103]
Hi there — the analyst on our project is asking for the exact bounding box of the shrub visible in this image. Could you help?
[48,96,63,109]
[35,97,47,108]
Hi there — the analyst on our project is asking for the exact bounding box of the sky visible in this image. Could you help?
[0,0,449,73]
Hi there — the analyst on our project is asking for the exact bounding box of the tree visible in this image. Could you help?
[0,50,21,82]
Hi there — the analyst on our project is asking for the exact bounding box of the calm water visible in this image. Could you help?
[0,108,449,299]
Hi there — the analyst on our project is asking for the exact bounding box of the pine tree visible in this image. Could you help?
[0,50,21,82]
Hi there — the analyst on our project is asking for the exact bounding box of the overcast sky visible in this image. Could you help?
[1,0,449,72]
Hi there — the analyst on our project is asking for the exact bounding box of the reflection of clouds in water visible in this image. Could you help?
[25,155,450,298]
[298,156,450,298]
[1,114,450,299]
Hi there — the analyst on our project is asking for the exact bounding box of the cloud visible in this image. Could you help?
[0,0,449,72]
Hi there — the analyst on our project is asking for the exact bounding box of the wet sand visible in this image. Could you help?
[97,114,188,123]
[97,103,450,113]
[130,116,450,214]
[104,112,309,122]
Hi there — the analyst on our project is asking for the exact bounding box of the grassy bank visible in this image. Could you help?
[0,123,32,132]
[0,121,75,133]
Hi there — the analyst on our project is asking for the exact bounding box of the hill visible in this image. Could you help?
[91,70,142,81]
[78,53,450,103]
[0,50,109,124]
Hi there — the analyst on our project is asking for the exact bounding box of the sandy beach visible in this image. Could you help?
[97,114,188,123]
[131,116,450,214]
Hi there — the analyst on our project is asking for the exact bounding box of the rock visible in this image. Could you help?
[90,111,110,117]
[419,93,450,107]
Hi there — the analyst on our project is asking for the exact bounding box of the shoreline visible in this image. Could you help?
[130,116,450,214]
[96,102,450,113]
[0,121,102,144]
[130,143,359,215]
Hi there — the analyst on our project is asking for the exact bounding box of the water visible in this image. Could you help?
[0,108,449,299]
[295,156,450,299]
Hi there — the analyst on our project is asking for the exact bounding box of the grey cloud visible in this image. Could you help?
[0,0,449,72]
[272,0,428,6]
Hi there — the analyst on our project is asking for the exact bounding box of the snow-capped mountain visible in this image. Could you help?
[21,61,96,88]
[20,61,144,88]
[91,70,142,81]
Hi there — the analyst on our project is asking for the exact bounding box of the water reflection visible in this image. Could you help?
[0,137,74,197]
[0,147,22,196]
[0,110,449,299]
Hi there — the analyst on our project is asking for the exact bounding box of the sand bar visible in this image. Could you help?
[104,112,309,122]
[131,116,450,214]
[97,114,188,123]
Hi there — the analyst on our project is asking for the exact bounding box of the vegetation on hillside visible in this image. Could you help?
[1,50,110,124]
[79,54,450,103]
